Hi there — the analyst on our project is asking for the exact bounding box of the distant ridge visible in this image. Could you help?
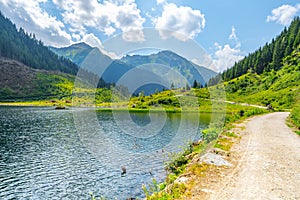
[52,44,217,90]
[50,42,93,67]
[121,50,217,86]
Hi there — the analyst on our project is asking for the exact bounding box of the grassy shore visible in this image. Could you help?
[0,100,73,107]
[290,99,300,135]
[142,104,269,199]
[2,95,287,200]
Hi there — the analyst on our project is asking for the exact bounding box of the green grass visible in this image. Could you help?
[290,99,300,132]
[90,32,299,200]
[143,46,300,200]
[143,103,267,199]
[224,45,300,110]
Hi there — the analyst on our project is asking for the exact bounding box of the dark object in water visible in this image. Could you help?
[121,166,126,176]
[55,106,66,110]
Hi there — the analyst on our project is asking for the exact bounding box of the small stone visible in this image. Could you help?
[199,153,232,167]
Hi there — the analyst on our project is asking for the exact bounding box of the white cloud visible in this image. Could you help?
[191,56,216,72]
[0,0,72,47]
[267,4,300,25]
[82,33,104,49]
[0,0,146,47]
[72,33,81,41]
[156,0,166,5]
[212,27,244,72]
[52,0,145,42]
[229,26,241,48]
[213,43,244,72]
[81,33,119,59]
[104,26,116,36]
[229,26,238,41]
[154,3,205,41]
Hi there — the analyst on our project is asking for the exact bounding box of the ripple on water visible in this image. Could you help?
[0,107,209,199]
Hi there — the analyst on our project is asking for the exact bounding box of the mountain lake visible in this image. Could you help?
[0,106,212,199]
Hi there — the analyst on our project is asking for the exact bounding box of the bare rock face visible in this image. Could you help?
[0,58,36,90]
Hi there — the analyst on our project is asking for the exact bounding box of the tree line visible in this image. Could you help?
[209,17,300,85]
[0,11,78,75]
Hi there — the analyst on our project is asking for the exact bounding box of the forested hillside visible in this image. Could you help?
[224,44,300,109]
[0,58,76,101]
[209,17,300,84]
[0,12,78,75]
[203,17,300,110]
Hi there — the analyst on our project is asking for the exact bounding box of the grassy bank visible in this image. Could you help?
[142,104,268,199]
[0,100,72,107]
[290,99,300,135]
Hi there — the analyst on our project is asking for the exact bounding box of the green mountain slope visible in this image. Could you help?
[224,44,300,109]
[0,11,78,75]
[0,12,90,101]
[0,58,75,101]
[209,17,300,85]
[205,17,300,111]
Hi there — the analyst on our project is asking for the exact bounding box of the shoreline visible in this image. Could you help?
[0,102,220,113]
[145,111,299,199]
[144,108,269,199]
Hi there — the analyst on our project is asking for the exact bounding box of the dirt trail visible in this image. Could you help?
[211,112,300,200]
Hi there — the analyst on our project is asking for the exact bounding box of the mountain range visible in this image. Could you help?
[0,9,216,100]
[50,42,216,94]
[1,8,299,110]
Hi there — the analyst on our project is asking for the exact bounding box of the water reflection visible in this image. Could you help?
[0,107,211,199]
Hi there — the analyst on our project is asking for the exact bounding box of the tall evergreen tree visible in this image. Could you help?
[209,17,300,84]
[0,11,78,75]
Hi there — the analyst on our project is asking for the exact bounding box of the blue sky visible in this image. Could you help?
[0,0,299,71]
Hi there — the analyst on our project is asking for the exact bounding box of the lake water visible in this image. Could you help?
[0,106,211,199]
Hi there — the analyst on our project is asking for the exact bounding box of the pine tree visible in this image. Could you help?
[0,11,78,75]
[170,82,175,90]
[208,16,300,84]
[193,80,198,88]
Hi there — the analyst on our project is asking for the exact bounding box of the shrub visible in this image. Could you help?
[291,103,300,129]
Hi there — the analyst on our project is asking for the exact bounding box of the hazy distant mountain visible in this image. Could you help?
[121,50,217,86]
[51,44,216,90]
[49,42,93,67]
[50,43,131,86]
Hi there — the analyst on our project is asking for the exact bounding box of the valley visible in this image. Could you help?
[0,5,299,200]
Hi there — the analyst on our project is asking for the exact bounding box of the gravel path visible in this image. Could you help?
[211,112,300,200]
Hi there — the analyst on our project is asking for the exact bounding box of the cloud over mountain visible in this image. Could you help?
[154,3,205,41]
